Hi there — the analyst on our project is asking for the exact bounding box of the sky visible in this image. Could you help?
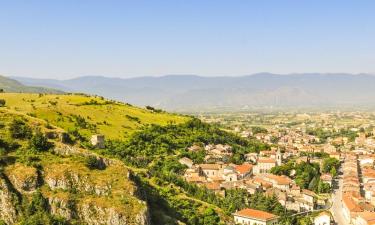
[0,0,375,79]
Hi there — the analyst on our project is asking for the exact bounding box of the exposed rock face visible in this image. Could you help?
[45,169,112,196]
[0,144,150,225]
[0,176,18,224]
[78,203,149,225]
[5,163,38,193]
[48,196,76,220]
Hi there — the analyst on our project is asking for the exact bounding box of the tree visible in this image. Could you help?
[29,129,52,152]
[317,180,331,193]
[322,157,339,174]
[330,167,337,177]
[203,208,220,225]
[9,119,32,139]
[85,155,105,170]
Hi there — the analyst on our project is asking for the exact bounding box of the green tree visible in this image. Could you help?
[330,167,337,177]
[203,208,220,225]
[29,129,52,152]
[9,119,32,139]
[322,157,339,174]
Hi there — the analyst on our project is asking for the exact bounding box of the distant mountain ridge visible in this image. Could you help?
[0,75,63,93]
[11,73,375,111]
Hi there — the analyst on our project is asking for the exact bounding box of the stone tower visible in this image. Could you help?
[276,148,282,166]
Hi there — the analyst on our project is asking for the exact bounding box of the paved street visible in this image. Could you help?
[330,168,349,225]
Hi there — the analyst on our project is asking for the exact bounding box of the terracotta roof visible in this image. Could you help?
[235,164,253,174]
[234,208,279,221]
[264,174,292,185]
[357,212,375,224]
[343,193,363,212]
[258,158,276,164]
[203,182,221,190]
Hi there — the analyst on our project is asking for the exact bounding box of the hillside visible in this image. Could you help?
[0,93,284,224]
[0,93,187,140]
[0,108,149,224]
[0,93,240,224]
[12,73,375,111]
[0,75,62,94]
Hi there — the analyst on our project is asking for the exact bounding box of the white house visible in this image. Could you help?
[314,212,331,225]
[233,208,279,225]
[253,158,276,174]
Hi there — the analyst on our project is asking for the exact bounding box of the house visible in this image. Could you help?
[233,208,279,225]
[314,211,331,225]
[235,163,253,179]
[223,166,238,182]
[253,158,277,174]
[91,134,105,148]
[179,157,194,168]
[199,164,222,178]
[343,193,363,222]
[262,174,292,191]
[354,212,375,225]
[188,144,202,152]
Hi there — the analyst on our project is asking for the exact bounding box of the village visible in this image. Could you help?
[179,111,375,225]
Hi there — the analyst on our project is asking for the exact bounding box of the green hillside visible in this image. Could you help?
[0,75,63,93]
[0,109,148,225]
[0,93,188,140]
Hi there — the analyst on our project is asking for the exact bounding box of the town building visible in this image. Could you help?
[233,208,279,225]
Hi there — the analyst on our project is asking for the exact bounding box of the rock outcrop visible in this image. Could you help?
[0,175,19,224]
[5,163,38,193]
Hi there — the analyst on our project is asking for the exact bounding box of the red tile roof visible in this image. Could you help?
[234,208,279,221]
[235,164,253,174]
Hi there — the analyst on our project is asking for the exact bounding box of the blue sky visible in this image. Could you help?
[0,0,374,78]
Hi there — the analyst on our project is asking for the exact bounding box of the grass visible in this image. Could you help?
[0,93,188,140]
[0,106,149,220]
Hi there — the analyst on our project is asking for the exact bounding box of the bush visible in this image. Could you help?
[9,119,32,139]
[0,99,5,107]
[29,129,53,152]
[85,155,105,170]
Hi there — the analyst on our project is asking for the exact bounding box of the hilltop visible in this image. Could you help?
[0,107,149,224]
[12,73,375,111]
[0,75,62,94]
[0,93,241,224]
[0,93,187,140]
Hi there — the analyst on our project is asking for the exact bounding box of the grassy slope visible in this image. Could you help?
[0,93,188,140]
[0,75,62,93]
[0,109,146,223]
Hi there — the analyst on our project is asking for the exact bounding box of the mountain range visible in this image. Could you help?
[10,73,375,111]
[0,75,62,94]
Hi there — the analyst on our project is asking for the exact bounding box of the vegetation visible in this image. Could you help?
[322,157,340,177]
[251,126,268,134]
[20,191,67,225]
[103,118,268,168]
[29,129,53,152]
[271,160,331,193]
[9,119,32,139]
[0,93,187,140]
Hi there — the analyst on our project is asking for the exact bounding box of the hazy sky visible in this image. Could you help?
[1,1,375,79]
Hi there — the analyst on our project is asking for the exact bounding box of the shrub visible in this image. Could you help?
[85,156,105,170]
[29,129,53,152]
[9,119,32,139]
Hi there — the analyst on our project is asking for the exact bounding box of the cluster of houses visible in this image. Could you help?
[181,144,329,224]
[341,152,375,225]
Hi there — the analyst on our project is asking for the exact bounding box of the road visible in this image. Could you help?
[330,168,349,225]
